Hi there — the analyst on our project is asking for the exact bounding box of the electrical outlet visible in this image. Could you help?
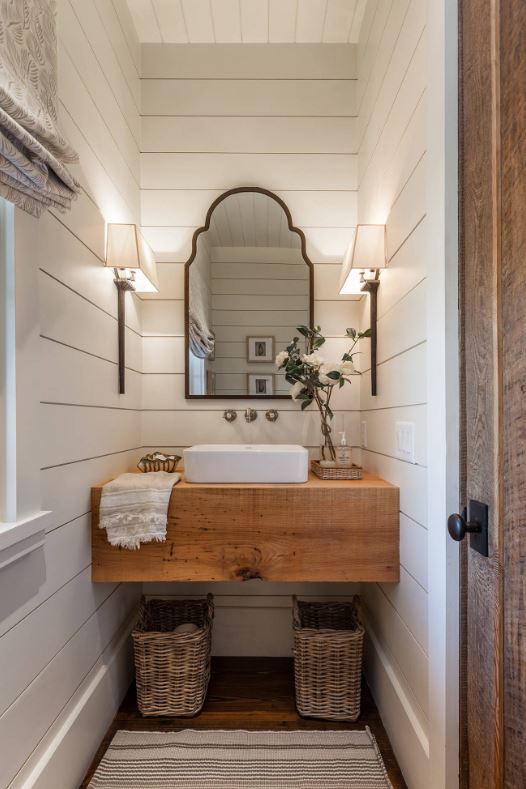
[360,421,368,448]
[395,421,416,464]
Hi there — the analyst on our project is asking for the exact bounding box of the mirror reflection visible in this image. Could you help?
[186,189,312,398]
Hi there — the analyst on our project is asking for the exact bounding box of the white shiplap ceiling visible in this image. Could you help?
[206,192,301,248]
[126,0,367,44]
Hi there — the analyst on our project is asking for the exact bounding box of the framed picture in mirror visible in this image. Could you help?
[247,336,274,363]
[248,374,274,396]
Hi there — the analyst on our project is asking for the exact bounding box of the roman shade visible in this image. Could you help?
[189,273,215,359]
[0,0,80,216]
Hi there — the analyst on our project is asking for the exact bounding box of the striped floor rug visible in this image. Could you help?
[88,728,393,788]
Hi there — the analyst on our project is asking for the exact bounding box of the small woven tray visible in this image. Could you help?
[137,452,181,473]
[311,461,363,480]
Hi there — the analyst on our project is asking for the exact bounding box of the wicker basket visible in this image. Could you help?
[311,461,363,480]
[293,595,364,721]
[132,594,214,717]
[137,452,181,473]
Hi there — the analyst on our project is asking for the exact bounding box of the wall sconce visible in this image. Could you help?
[105,223,159,394]
[339,224,387,396]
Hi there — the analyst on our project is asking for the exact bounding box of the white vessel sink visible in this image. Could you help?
[183,444,309,484]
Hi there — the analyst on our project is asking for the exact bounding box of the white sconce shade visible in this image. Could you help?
[105,223,159,293]
[339,224,387,295]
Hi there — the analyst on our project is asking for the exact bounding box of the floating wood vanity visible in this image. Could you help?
[92,473,399,583]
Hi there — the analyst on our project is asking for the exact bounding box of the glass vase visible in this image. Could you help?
[319,412,337,466]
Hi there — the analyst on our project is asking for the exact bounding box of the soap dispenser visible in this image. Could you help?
[335,432,352,468]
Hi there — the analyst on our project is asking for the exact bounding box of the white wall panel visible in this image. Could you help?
[355,4,434,785]
[39,337,141,411]
[362,582,428,719]
[39,271,142,373]
[94,0,141,107]
[376,280,426,364]
[399,513,428,590]
[361,449,427,527]
[361,343,427,410]
[41,450,141,534]
[0,515,92,639]
[9,617,135,789]
[355,0,412,146]
[138,262,185,300]
[58,46,139,217]
[40,405,140,470]
[141,409,360,449]
[0,569,117,716]
[0,586,137,789]
[141,153,358,191]
[49,189,105,261]
[361,404,427,467]
[141,43,357,78]
[140,43,358,269]
[61,0,141,145]
[381,566,428,652]
[142,116,358,154]
[142,78,355,117]
[3,3,142,784]
[141,300,185,336]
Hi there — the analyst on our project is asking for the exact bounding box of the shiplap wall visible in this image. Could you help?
[139,42,363,653]
[208,246,309,395]
[0,3,143,787]
[140,43,358,265]
[355,2,429,787]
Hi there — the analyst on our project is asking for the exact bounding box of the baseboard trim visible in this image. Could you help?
[9,613,135,789]
[361,609,430,788]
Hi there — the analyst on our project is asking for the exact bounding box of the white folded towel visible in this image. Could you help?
[99,471,180,550]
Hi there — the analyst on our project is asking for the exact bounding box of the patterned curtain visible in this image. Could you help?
[189,273,215,359]
[0,0,80,216]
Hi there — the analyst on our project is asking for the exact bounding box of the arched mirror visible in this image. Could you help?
[185,187,314,398]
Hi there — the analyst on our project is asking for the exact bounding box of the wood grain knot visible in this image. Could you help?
[235,567,263,581]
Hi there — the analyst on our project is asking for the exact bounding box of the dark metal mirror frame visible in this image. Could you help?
[184,186,315,399]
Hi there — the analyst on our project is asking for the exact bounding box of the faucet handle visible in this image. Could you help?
[223,409,237,423]
[265,409,279,423]
[244,408,257,423]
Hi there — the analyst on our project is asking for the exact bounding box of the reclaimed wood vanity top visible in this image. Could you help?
[91,472,399,583]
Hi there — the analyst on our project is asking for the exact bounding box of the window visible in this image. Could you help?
[189,352,205,396]
[0,197,15,523]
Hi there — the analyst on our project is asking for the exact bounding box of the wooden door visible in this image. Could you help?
[457,1,526,787]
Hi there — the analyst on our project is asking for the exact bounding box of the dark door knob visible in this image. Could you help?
[448,511,482,542]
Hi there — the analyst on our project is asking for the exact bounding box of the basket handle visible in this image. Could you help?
[206,592,215,620]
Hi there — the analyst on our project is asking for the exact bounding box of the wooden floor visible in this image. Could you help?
[80,657,406,788]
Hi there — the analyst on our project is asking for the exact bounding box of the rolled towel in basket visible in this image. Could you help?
[99,471,180,550]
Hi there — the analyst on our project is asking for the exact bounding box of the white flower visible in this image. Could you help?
[319,362,341,386]
[340,360,355,376]
[275,350,289,369]
[302,352,324,368]
[289,381,307,401]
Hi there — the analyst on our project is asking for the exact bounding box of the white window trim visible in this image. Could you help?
[0,511,52,569]
[0,197,15,523]
[0,199,49,568]
[189,351,206,396]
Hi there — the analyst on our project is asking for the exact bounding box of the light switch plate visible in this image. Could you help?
[360,421,368,448]
[395,421,416,464]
